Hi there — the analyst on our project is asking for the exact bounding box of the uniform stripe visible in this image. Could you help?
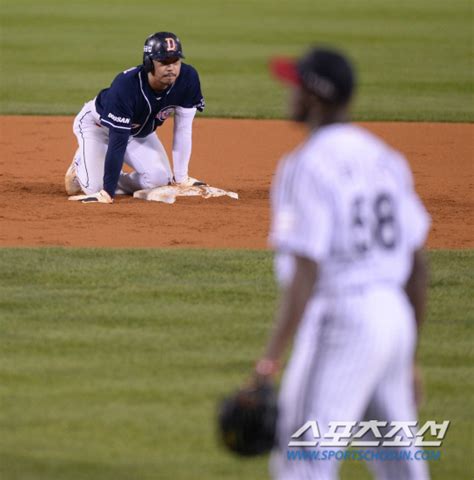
[286,310,329,480]
[136,73,152,137]
[301,315,328,480]
[287,152,307,208]
[277,155,294,208]
[78,110,92,189]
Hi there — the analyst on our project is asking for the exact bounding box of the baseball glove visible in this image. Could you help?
[217,381,278,456]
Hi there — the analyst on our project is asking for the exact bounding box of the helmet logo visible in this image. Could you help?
[165,37,177,52]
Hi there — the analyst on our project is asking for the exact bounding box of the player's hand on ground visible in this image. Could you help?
[68,190,113,204]
[173,176,207,187]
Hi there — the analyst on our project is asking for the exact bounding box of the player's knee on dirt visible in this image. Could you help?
[139,166,170,189]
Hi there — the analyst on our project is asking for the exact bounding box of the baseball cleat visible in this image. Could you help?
[190,177,207,186]
[64,160,82,195]
[175,176,207,187]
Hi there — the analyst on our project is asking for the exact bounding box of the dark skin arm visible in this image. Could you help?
[254,255,318,382]
[404,248,429,406]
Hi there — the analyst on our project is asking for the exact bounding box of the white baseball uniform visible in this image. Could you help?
[268,123,431,480]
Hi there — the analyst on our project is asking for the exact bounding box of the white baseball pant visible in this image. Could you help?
[270,285,429,480]
[72,100,172,194]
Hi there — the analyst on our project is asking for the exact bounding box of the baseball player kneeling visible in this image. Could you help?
[66,32,206,203]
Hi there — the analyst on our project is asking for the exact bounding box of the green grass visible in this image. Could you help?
[0,0,472,120]
[0,248,473,480]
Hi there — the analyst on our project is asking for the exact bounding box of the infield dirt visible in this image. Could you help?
[0,117,472,249]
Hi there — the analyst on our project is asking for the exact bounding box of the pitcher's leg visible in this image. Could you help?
[362,398,429,480]
[364,303,429,480]
[271,289,408,480]
[118,133,172,193]
[272,311,390,479]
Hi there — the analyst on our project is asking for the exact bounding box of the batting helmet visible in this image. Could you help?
[143,32,185,73]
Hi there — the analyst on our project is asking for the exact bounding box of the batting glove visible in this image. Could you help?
[68,190,113,204]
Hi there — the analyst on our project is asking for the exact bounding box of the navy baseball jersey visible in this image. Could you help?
[94,63,204,195]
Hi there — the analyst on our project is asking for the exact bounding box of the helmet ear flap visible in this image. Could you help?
[143,55,154,74]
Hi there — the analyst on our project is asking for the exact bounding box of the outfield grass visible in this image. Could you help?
[1,248,472,480]
[1,0,472,121]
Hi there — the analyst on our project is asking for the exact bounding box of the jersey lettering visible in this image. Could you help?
[107,113,130,124]
[373,193,398,249]
[350,192,398,253]
[351,196,370,253]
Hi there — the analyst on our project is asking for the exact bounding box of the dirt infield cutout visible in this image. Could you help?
[0,117,472,249]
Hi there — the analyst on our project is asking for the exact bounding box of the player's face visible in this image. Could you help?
[289,86,311,122]
[289,86,330,126]
[151,58,182,87]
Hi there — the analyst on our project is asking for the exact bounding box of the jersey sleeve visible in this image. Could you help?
[402,188,431,250]
[180,66,205,112]
[103,129,129,197]
[407,191,431,250]
[269,154,333,263]
[172,107,196,183]
[99,75,135,132]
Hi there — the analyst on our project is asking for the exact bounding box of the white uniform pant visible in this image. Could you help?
[270,285,429,480]
[72,100,172,194]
